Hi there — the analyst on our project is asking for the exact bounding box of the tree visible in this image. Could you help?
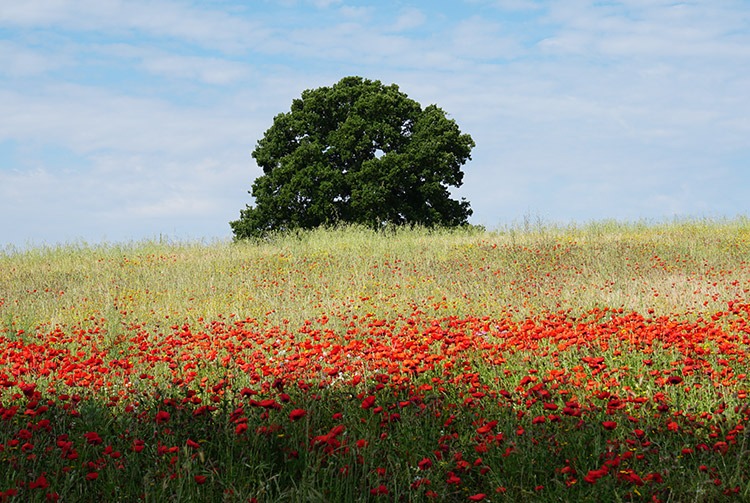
[230,76,475,238]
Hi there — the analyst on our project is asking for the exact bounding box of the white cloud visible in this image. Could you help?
[0,0,270,52]
[0,41,70,77]
[391,7,426,32]
[309,0,342,7]
[492,0,543,10]
[139,54,251,85]
[0,85,266,155]
[450,17,524,61]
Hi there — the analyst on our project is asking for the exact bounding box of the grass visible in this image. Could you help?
[3,217,748,331]
[1,218,749,501]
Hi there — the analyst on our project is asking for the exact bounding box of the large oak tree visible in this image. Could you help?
[230,76,475,238]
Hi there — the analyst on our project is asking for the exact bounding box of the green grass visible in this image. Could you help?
[2,218,748,333]
[1,218,749,502]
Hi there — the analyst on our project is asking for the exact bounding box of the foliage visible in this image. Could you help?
[230,76,475,238]
[2,220,750,501]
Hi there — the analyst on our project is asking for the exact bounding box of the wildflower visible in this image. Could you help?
[289,408,307,421]
[602,421,617,431]
[29,474,49,490]
[446,472,461,485]
[584,467,608,484]
[369,484,388,495]
[713,441,728,454]
[418,458,432,470]
[86,472,99,481]
[476,420,497,434]
[468,493,487,501]
[259,399,281,410]
[83,432,103,445]
[361,396,376,409]
[194,475,207,484]
[155,410,170,424]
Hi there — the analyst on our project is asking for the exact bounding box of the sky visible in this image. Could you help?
[1,0,749,248]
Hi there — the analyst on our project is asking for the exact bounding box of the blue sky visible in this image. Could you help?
[1,0,749,248]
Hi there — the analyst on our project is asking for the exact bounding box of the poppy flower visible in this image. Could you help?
[29,474,49,490]
[361,396,376,409]
[83,432,103,445]
[602,421,617,431]
[418,458,432,470]
[289,408,307,421]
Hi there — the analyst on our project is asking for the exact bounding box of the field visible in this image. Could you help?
[1,219,749,502]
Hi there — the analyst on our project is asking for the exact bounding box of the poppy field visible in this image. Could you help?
[1,221,749,501]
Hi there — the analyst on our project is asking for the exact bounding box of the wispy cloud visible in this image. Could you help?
[0,0,271,52]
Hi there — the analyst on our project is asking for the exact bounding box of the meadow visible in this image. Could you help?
[1,219,749,502]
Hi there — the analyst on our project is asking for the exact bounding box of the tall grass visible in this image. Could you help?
[2,218,748,336]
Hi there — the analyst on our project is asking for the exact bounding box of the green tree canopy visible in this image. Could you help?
[230,76,475,238]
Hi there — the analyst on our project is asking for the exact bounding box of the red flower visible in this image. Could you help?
[468,494,487,501]
[289,408,307,421]
[29,474,49,490]
[235,423,248,435]
[369,484,388,495]
[194,475,207,484]
[418,458,432,470]
[584,468,608,484]
[83,432,102,445]
[602,421,617,431]
[361,396,376,409]
[86,472,99,481]
[155,410,170,424]
[476,420,497,434]
[186,439,200,449]
[259,399,281,410]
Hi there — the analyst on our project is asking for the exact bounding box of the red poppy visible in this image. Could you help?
[602,421,617,431]
[476,420,497,434]
[29,474,49,490]
[83,432,102,445]
[289,408,307,421]
[361,395,376,409]
[369,484,388,495]
[418,458,432,470]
